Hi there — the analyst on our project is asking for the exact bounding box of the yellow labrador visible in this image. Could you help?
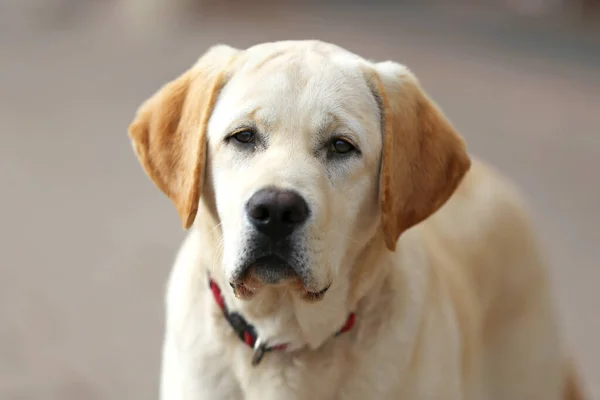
[128,41,584,400]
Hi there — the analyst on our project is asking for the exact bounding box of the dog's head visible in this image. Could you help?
[129,41,470,302]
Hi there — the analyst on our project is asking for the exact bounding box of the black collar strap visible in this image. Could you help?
[209,278,356,366]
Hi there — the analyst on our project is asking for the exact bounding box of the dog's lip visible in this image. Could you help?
[231,255,331,301]
[236,254,300,283]
[252,254,298,278]
[249,254,293,270]
[302,284,330,301]
[309,285,330,296]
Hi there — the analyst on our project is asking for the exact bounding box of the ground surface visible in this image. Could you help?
[0,3,598,399]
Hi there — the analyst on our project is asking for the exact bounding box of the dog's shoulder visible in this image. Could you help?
[423,158,540,273]
[421,158,550,331]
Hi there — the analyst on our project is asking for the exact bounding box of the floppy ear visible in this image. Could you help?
[371,61,471,251]
[128,45,239,228]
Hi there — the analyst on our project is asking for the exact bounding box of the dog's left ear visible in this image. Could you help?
[369,61,472,251]
[128,45,239,228]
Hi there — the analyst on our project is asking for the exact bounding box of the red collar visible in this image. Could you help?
[209,278,356,366]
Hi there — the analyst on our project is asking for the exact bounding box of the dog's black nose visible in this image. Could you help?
[246,188,310,241]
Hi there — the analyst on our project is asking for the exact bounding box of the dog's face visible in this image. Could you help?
[129,41,471,302]
[206,43,383,299]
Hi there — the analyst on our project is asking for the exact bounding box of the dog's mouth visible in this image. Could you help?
[301,285,330,302]
[248,255,298,284]
[231,255,330,301]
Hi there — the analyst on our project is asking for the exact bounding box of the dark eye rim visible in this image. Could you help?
[329,136,358,155]
[228,129,256,144]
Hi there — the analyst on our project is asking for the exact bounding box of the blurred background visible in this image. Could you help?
[0,0,598,399]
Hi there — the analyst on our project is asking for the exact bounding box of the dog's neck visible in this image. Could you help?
[196,210,392,351]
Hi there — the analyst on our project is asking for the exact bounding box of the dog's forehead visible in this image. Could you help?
[243,40,361,66]
[237,41,367,95]
[213,41,378,136]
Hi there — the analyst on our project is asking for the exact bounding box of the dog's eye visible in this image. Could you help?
[232,130,255,144]
[330,138,356,154]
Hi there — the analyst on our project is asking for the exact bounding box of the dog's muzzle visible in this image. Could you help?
[237,187,311,285]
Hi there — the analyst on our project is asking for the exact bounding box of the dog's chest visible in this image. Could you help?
[222,346,410,400]
[227,346,346,400]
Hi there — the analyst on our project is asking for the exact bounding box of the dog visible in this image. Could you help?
[128,40,585,399]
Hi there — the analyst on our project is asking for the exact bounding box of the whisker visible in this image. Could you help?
[328,229,360,245]
[210,222,222,234]
[208,234,225,277]
[255,293,266,313]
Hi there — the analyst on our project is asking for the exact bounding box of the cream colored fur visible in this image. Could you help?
[128,40,583,400]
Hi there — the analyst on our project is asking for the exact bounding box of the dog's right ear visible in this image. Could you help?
[128,45,239,229]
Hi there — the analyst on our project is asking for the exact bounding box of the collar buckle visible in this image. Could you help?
[251,337,267,366]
